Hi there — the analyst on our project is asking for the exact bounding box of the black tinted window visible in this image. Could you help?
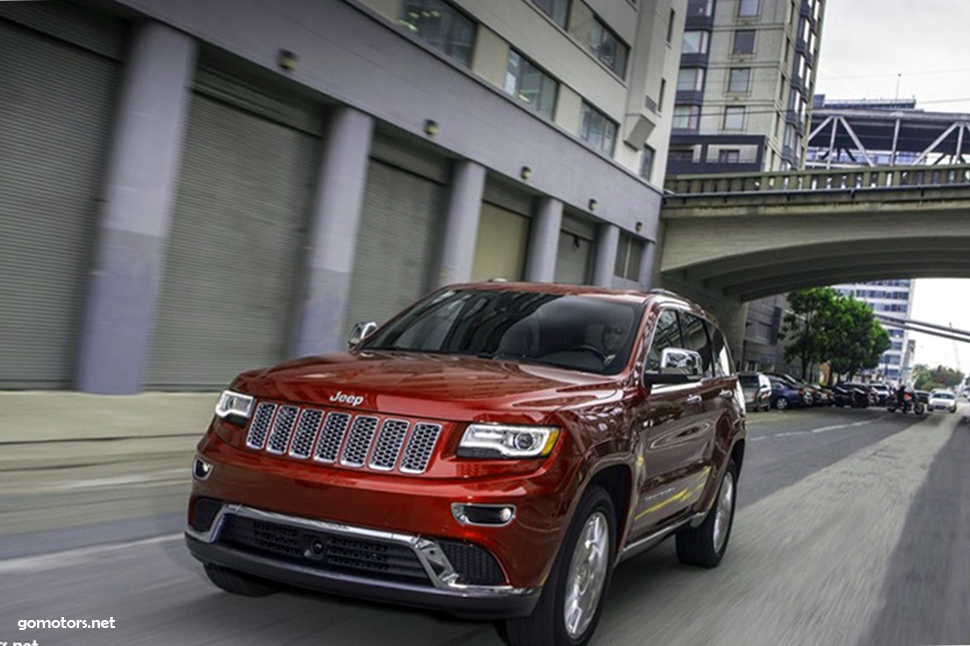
[645,309,682,372]
[682,313,714,378]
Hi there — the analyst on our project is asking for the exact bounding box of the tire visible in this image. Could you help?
[676,459,738,568]
[203,563,279,597]
[504,487,615,646]
[914,402,925,415]
[775,397,788,410]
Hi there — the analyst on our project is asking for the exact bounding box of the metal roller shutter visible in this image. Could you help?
[0,15,121,388]
[470,203,530,282]
[555,214,595,285]
[145,93,317,389]
[344,160,446,331]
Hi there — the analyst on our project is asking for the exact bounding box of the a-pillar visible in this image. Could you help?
[75,23,197,394]
[524,197,563,282]
[290,107,375,357]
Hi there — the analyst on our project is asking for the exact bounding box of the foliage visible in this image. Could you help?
[780,287,891,382]
[911,364,964,390]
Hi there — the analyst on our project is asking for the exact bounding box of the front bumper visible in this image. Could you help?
[186,503,540,620]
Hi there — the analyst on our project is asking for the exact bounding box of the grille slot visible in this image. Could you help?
[314,412,351,463]
[266,406,300,454]
[369,419,410,471]
[246,402,277,449]
[340,416,380,468]
[219,515,429,583]
[288,409,324,459]
[438,539,507,585]
[400,423,441,474]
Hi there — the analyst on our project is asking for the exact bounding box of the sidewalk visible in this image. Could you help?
[0,391,218,543]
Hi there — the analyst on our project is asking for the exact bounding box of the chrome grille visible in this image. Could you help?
[400,423,441,474]
[266,406,299,454]
[245,401,440,475]
[369,419,410,471]
[289,409,324,459]
[246,403,277,449]
[314,412,351,463]
[340,416,380,467]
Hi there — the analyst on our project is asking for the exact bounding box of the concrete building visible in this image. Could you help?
[667,0,824,175]
[0,0,685,393]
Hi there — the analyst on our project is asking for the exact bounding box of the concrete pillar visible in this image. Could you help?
[436,161,486,286]
[75,23,196,394]
[524,197,563,282]
[638,240,658,290]
[291,107,375,357]
[592,223,620,288]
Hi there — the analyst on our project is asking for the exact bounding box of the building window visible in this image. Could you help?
[399,0,476,66]
[658,79,666,110]
[586,16,629,77]
[723,106,745,130]
[718,149,741,163]
[504,50,558,119]
[677,67,706,92]
[673,105,701,130]
[687,0,715,17]
[738,0,760,17]
[614,233,644,281]
[682,30,710,54]
[667,8,676,43]
[579,102,617,155]
[728,68,751,93]
[640,146,655,180]
[529,0,570,29]
[669,147,694,162]
[733,29,756,55]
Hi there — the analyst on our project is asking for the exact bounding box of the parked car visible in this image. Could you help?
[767,376,805,410]
[868,383,891,406]
[915,390,930,406]
[830,383,870,408]
[739,372,771,412]
[767,373,819,406]
[928,389,958,413]
[185,283,747,646]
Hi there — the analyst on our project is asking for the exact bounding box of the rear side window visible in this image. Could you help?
[710,326,733,377]
[682,313,714,378]
[645,309,682,372]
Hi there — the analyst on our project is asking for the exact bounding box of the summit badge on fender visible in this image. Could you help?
[330,391,364,407]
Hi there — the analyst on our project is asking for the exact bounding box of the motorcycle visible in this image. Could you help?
[887,390,925,415]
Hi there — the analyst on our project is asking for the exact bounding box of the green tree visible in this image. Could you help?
[828,298,890,380]
[779,287,841,381]
[913,364,964,390]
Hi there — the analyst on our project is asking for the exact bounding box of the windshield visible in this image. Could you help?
[361,289,644,375]
[932,391,955,399]
[739,375,759,387]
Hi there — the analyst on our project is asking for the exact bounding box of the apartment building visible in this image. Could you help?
[835,281,914,382]
[668,0,824,174]
[0,0,685,392]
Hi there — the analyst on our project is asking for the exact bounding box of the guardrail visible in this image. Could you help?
[665,164,970,196]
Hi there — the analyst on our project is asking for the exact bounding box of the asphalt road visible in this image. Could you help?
[0,406,967,646]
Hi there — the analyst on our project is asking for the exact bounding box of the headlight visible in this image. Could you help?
[215,390,254,423]
[457,424,560,459]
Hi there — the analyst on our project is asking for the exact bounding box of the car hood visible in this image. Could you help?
[232,351,623,422]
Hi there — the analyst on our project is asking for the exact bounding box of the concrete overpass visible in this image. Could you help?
[657,164,970,351]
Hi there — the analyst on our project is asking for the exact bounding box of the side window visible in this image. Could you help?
[645,309,682,372]
[710,326,734,377]
[682,313,714,378]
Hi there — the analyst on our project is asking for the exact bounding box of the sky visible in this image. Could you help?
[814,0,970,375]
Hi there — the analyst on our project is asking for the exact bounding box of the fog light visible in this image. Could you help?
[193,457,213,480]
[452,503,515,526]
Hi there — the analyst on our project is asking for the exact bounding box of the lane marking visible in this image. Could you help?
[0,533,183,574]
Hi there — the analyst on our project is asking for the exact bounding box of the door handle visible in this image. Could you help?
[719,389,734,399]
[686,394,702,406]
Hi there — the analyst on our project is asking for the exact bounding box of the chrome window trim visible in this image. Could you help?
[186,503,534,596]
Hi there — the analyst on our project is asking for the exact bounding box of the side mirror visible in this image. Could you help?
[348,321,378,349]
[643,347,704,385]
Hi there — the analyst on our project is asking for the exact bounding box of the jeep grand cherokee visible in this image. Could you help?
[185,282,747,646]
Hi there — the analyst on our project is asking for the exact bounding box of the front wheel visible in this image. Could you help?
[775,397,788,410]
[914,402,925,415]
[676,459,738,568]
[504,487,615,646]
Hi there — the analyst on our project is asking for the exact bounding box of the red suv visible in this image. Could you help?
[186,282,746,646]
